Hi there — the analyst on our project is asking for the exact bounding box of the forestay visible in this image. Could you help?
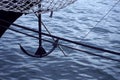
[0,0,77,14]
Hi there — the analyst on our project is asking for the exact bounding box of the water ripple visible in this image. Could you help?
[0,0,120,80]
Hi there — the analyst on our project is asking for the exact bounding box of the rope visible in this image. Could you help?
[0,18,120,56]
[41,21,67,56]
[0,24,120,62]
[81,0,120,40]
[0,20,120,62]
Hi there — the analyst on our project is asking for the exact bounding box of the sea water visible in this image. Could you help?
[0,0,120,80]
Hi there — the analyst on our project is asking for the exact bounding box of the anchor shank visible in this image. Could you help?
[38,13,42,46]
[19,2,57,58]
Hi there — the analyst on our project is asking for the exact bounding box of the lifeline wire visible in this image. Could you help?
[0,18,120,56]
[0,18,120,62]
[0,24,120,62]
[81,0,120,40]
[9,22,120,56]
[41,21,67,56]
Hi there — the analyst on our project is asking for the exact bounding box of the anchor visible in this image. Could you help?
[0,0,120,62]
[19,13,59,58]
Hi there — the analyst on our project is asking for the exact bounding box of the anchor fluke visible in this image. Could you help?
[19,39,59,58]
[19,44,47,58]
[35,46,47,56]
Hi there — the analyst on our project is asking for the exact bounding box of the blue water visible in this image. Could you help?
[0,0,120,80]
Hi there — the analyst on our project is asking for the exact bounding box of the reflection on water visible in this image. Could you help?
[0,0,120,80]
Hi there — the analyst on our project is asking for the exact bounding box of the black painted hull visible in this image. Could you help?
[0,10,22,37]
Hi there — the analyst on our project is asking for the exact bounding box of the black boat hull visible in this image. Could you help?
[0,10,22,37]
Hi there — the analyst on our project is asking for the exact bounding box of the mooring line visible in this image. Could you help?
[0,18,120,62]
[41,21,67,56]
[81,0,120,40]
[1,24,120,62]
[0,18,119,56]
[11,22,120,56]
